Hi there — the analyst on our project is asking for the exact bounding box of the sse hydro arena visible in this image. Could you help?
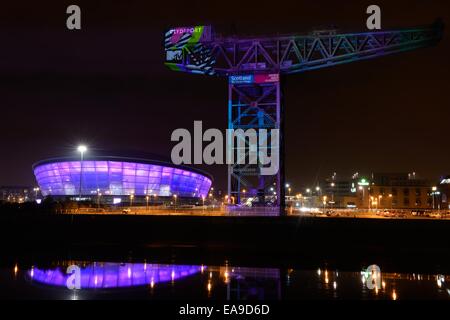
[32,152,212,204]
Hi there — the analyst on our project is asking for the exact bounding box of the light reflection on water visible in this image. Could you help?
[4,261,450,300]
[27,262,202,289]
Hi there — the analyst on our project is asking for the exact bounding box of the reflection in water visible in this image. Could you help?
[312,267,450,300]
[6,261,448,300]
[28,262,202,289]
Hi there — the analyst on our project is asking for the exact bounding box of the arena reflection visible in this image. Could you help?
[28,262,202,289]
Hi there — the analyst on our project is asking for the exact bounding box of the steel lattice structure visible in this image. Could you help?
[164,21,443,214]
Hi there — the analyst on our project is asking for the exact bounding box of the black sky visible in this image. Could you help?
[1,0,450,190]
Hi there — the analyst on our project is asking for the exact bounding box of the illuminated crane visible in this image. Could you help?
[164,21,443,214]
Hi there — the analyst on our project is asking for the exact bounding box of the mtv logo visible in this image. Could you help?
[166,50,183,62]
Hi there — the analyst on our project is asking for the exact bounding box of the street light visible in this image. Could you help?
[146,195,150,211]
[359,185,365,209]
[316,187,321,203]
[130,193,134,208]
[330,182,335,208]
[33,187,40,199]
[432,186,437,209]
[97,188,101,209]
[97,192,102,209]
[77,145,87,154]
[77,145,87,201]
[388,193,393,209]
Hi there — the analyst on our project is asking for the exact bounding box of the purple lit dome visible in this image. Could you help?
[33,154,212,198]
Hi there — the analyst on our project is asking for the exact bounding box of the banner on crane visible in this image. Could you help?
[229,74,279,84]
[165,25,212,48]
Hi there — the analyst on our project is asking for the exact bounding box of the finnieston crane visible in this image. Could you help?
[164,21,443,215]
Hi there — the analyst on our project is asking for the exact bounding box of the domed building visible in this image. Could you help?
[32,150,212,203]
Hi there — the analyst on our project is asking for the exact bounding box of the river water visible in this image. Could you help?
[1,258,449,300]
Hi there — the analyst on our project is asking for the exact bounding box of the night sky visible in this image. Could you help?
[1,1,450,191]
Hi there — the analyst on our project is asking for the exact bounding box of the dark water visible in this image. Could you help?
[1,259,449,300]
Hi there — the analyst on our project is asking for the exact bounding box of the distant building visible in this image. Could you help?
[322,179,358,208]
[310,172,435,210]
[437,175,450,210]
[0,186,37,203]
[32,152,212,205]
[362,173,432,209]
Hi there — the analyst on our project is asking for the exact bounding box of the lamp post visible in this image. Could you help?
[359,186,365,209]
[306,188,311,207]
[316,186,321,208]
[389,194,393,209]
[146,195,150,211]
[432,186,437,210]
[437,191,441,211]
[330,182,335,209]
[33,187,40,200]
[97,189,101,209]
[130,193,134,208]
[285,183,291,197]
[77,145,87,201]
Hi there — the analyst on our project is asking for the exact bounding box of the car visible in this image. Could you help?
[122,208,131,214]
[413,210,425,216]
[325,210,334,216]
[429,212,442,219]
